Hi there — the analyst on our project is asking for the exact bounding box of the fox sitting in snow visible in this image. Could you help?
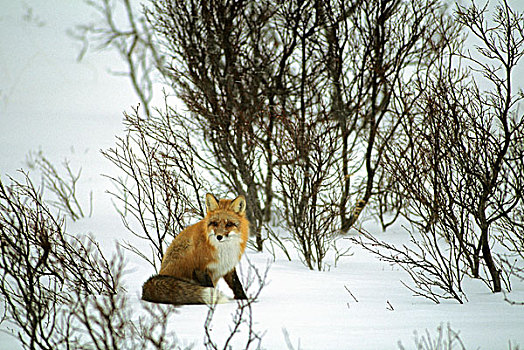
[142,193,249,305]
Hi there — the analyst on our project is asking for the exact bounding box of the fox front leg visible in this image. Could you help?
[223,268,247,300]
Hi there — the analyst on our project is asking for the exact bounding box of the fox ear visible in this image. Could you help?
[230,195,246,215]
[206,193,219,213]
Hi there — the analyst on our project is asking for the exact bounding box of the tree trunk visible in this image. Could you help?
[480,228,502,292]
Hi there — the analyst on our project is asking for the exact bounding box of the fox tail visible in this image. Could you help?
[141,274,230,305]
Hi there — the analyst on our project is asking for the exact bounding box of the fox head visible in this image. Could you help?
[205,193,247,244]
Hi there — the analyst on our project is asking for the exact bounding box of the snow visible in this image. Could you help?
[1,1,524,349]
[104,231,523,349]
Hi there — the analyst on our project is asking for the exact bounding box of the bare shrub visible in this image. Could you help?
[204,256,269,350]
[398,324,466,350]
[73,0,524,279]
[262,0,454,268]
[353,228,467,304]
[323,0,452,232]
[359,0,524,301]
[272,111,340,270]
[74,0,454,264]
[0,172,114,348]
[26,150,92,221]
[149,0,286,251]
[71,0,165,118]
[0,171,190,350]
[102,102,208,270]
[66,253,184,350]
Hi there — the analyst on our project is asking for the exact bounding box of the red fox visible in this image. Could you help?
[142,193,249,305]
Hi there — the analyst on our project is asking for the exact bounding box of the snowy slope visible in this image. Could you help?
[1,1,523,349]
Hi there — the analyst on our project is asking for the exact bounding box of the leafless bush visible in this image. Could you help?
[66,253,184,350]
[272,111,340,270]
[73,0,445,262]
[71,0,165,118]
[74,1,202,271]
[0,171,188,350]
[149,0,288,251]
[204,256,269,350]
[323,0,452,232]
[145,0,459,267]
[360,0,524,301]
[259,0,452,268]
[397,324,466,350]
[75,0,279,252]
[102,101,208,271]
[0,172,115,348]
[26,150,92,221]
[398,324,521,350]
[353,228,467,304]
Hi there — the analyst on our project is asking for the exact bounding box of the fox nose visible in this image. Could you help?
[216,232,229,241]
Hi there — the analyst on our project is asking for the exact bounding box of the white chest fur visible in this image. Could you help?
[208,234,242,278]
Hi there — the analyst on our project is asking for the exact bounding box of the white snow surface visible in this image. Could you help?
[1,1,524,349]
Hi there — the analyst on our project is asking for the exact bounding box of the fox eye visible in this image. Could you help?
[209,221,219,227]
[225,221,238,228]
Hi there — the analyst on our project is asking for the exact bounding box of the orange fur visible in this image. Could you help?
[142,193,249,305]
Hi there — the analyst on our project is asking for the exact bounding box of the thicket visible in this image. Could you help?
[69,0,524,299]
[1,0,524,348]
[0,171,267,349]
[1,7,523,348]
[354,0,524,303]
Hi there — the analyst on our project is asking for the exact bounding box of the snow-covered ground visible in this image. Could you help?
[1,1,524,349]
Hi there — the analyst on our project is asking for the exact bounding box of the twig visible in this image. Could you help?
[344,284,359,303]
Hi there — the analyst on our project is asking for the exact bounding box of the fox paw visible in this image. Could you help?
[201,288,231,304]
